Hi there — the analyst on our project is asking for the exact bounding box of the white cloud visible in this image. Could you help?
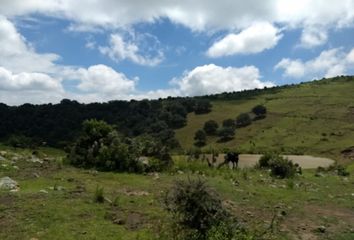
[76,64,136,95]
[172,64,273,96]
[347,48,354,63]
[275,48,354,79]
[207,22,282,57]
[0,66,65,105]
[0,67,62,91]
[99,33,164,66]
[299,27,328,48]
[0,15,60,74]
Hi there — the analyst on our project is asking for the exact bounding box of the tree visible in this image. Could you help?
[203,120,219,135]
[252,105,267,119]
[217,127,235,142]
[236,113,252,128]
[194,129,206,146]
[194,99,212,114]
[222,118,235,129]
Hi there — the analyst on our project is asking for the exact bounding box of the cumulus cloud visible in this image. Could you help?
[172,64,273,96]
[0,66,65,105]
[0,15,60,74]
[76,64,136,95]
[299,27,328,48]
[99,33,164,66]
[0,67,62,91]
[207,22,282,57]
[275,48,354,79]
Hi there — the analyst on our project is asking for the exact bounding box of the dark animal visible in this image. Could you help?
[218,152,239,169]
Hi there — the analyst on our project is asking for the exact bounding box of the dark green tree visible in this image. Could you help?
[236,113,252,127]
[217,127,235,142]
[194,129,207,146]
[222,118,235,129]
[203,120,219,135]
[252,104,267,119]
[194,99,212,114]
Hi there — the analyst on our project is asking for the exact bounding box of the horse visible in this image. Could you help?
[218,152,239,169]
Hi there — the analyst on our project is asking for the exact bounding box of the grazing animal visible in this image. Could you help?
[218,152,239,169]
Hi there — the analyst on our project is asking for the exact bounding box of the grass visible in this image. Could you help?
[175,78,354,163]
[0,147,354,239]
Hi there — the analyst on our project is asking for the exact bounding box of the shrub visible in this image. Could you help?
[252,105,267,119]
[269,156,296,179]
[217,127,235,142]
[94,185,104,203]
[194,100,212,114]
[258,153,273,168]
[222,119,235,129]
[203,120,219,135]
[236,113,252,128]
[164,178,229,239]
[194,129,207,147]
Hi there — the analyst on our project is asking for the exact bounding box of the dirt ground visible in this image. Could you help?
[201,154,334,169]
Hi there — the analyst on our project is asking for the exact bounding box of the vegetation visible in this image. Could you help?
[236,113,252,128]
[252,104,267,120]
[217,127,235,142]
[68,119,172,172]
[194,129,207,147]
[164,178,250,240]
[203,120,219,135]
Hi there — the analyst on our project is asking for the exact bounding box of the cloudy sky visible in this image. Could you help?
[1,0,354,105]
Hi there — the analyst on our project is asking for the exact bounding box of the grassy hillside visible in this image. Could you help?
[176,77,354,162]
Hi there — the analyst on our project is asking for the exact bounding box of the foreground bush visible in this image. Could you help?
[68,119,172,172]
[258,153,298,179]
[164,178,251,240]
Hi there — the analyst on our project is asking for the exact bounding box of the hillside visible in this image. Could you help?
[176,77,354,162]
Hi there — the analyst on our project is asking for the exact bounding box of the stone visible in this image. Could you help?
[39,189,48,194]
[0,177,19,190]
[0,156,6,161]
[317,225,326,233]
[29,156,43,164]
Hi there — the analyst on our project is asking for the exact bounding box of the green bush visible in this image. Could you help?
[269,156,296,179]
[94,185,104,203]
[164,178,229,239]
[258,153,297,178]
[236,113,252,128]
[68,119,172,173]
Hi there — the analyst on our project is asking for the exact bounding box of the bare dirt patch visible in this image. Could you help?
[201,154,334,169]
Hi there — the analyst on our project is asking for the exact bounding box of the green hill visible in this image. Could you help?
[176,77,354,162]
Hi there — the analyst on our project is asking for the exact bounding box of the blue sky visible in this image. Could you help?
[1,0,354,105]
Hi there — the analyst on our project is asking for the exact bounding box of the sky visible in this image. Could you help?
[1,0,354,105]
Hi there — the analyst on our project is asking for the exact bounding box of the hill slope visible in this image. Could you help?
[176,77,354,162]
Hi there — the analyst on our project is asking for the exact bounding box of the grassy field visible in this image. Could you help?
[1,147,353,240]
[175,78,354,163]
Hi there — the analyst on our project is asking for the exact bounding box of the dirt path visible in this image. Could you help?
[202,154,334,169]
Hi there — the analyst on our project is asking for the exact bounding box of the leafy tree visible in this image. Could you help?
[203,120,219,135]
[236,113,252,128]
[217,127,235,142]
[194,99,212,114]
[194,129,207,146]
[222,118,235,129]
[252,105,267,120]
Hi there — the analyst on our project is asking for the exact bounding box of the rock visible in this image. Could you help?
[0,151,7,156]
[153,172,160,180]
[0,156,6,161]
[39,189,48,194]
[315,172,325,177]
[29,156,43,164]
[12,166,19,170]
[177,170,184,174]
[33,173,40,178]
[317,225,326,233]
[113,218,125,225]
[0,177,19,190]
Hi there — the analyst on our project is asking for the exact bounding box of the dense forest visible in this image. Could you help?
[0,97,211,148]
